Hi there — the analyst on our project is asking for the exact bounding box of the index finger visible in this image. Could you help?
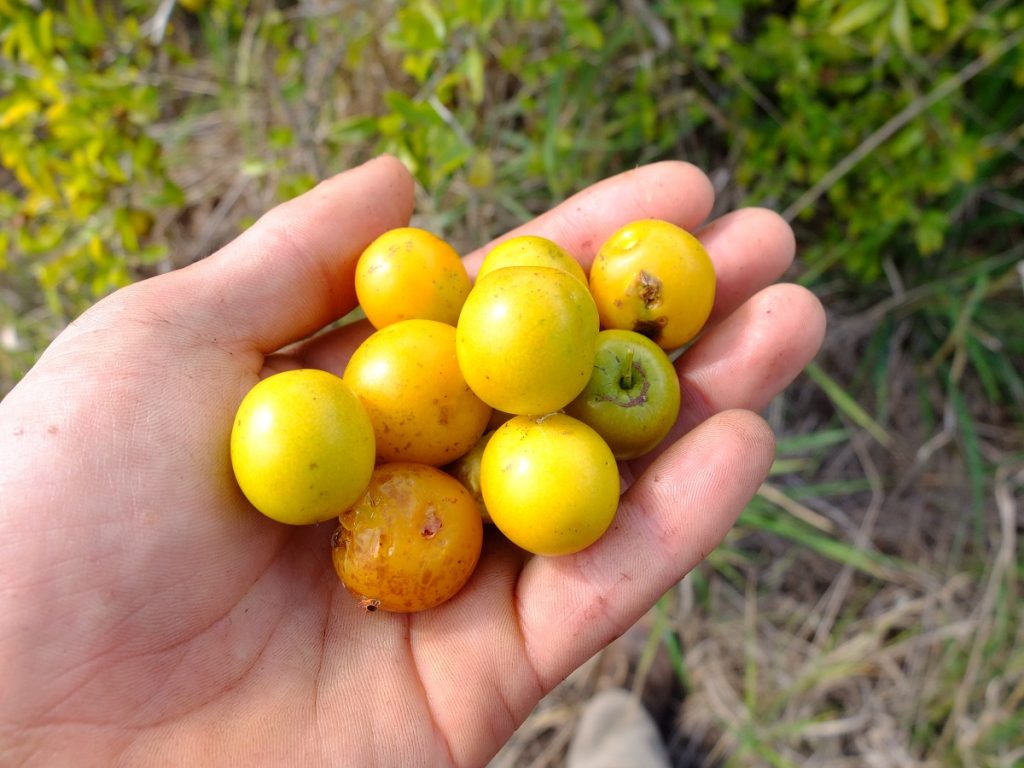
[462,161,715,275]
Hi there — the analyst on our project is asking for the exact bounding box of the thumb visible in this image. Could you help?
[167,155,414,354]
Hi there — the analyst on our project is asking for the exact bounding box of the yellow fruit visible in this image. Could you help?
[355,227,471,328]
[477,235,587,285]
[456,266,599,415]
[589,219,716,349]
[333,462,483,612]
[230,369,375,525]
[481,413,619,556]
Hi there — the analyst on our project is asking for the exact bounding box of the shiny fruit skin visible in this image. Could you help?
[332,462,483,613]
[456,266,599,415]
[343,319,491,466]
[481,414,619,556]
[589,219,715,350]
[355,227,471,328]
[230,369,375,525]
[476,235,587,285]
[565,329,681,460]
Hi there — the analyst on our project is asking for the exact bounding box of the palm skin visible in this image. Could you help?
[0,156,825,767]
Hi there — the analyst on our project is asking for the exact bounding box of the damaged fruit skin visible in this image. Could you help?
[588,219,716,350]
[332,462,483,613]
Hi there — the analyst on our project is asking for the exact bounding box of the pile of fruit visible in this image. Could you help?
[229,220,716,612]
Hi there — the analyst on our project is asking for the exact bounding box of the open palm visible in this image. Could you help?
[0,157,824,767]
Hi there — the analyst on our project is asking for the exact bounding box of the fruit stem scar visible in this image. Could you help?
[619,348,635,390]
[597,360,649,407]
[359,597,381,613]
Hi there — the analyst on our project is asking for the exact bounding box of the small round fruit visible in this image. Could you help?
[445,429,494,523]
[477,235,587,285]
[589,219,716,350]
[481,414,619,556]
[344,319,491,466]
[355,227,471,328]
[456,266,599,415]
[230,369,375,525]
[332,462,484,613]
[565,329,681,460]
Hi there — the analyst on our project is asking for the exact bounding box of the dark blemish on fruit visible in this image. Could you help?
[421,508,442,539]
[635,270,662,308]
[632,317,667,341]
[309,462,319,470]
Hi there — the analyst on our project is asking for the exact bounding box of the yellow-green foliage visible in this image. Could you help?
[0,0,179,320]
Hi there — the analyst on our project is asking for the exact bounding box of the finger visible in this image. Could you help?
[697,207,796,323]
[463,161,715,275]
[286,317,375,376]
[675,283,826,432]
[165,155,414,354]
[514,409,775,689]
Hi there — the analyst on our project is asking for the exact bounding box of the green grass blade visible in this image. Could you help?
[740,498,914,581]
[804,361,894,449]
[775,428,852,455]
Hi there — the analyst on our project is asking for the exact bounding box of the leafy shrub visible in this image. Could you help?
[358,0,1024,281]
[0,0,181,382]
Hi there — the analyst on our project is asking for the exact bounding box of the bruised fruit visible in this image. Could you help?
[332,463,483,612]
[589,219,715,350]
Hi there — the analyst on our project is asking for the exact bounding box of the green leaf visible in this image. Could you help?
[804,362,894,449]
[908,0,948,30]
[914,209,947,255]
[416,0,446,42]
[828,0,889,36]
[891,0,913,54]
[464,43,485,105]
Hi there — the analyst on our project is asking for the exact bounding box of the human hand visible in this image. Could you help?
[0,156,824,766]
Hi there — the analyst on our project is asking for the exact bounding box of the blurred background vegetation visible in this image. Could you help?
[1,0,1022,765]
